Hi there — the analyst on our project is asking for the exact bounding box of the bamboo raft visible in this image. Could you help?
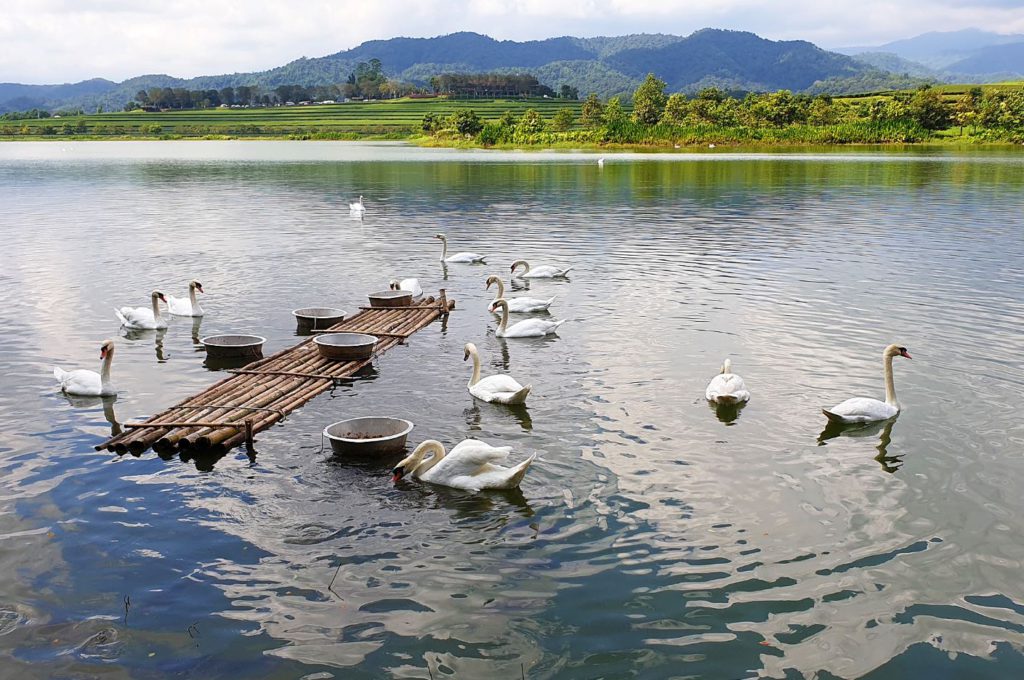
[97,292,453,457]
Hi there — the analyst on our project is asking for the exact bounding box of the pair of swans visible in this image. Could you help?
[464,342,530,404]
[115,281,204,329]
[54,339,116,396]
[511,260,572,279]
[435,234,486,263]
[389,278,423,298]
[490,299,566,338]
[485,275,554,313]
[702,344,912,424]
[392,439,535,491]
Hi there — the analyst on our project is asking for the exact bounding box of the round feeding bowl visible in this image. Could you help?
[201,334,266,359]
[368,290,412,308]
[293,307,347,333]
[313,332,377,361]
[324,417,414,456]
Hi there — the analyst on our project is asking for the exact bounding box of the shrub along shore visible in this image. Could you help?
[2,77,1022,147]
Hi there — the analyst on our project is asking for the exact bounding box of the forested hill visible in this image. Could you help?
[2,29,889,113]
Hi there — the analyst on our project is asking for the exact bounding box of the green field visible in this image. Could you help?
[2,98,584,139]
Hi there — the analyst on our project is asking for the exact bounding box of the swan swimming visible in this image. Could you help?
[53,339,117,397]
[485,275,554,313]
[823,344,912,424]
[511,259,572,279]
[464,342,531,405]
[115,291,168,330]
[435,234,486,263]
[705,359,751,404]
[392,439,535,491]
[167,280,205,317]
[490,298,566,338]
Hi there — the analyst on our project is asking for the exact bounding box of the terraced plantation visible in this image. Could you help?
[3,98,583,139]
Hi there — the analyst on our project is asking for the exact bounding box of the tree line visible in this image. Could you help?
[423,74,1024,146]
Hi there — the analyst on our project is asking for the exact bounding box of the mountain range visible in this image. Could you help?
[839,28,1024,79]
[2,28,1022,114]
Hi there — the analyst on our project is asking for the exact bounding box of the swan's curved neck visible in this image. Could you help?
[439,238,447,261]
[151,295,163,322]
[414,443,446,475]
[468,349,481,386]
[514,260,530,275]
[189,284,197,307]
[883,354,898,407]
[497,303,508,332]
[492,278,505,301]
[100,351,113,384]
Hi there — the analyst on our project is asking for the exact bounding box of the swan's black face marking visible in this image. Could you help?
[463,349,470,361]
[194,282,204,293]
[391,466,405,482]
[898,347,912,359]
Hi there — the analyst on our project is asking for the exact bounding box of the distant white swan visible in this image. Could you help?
[464,342,531,404]
[597,157,605,167]
[167,280,205,317]
[349,195,365,212]
[823,344,912,424]
[115,290,168,330]
[511,259,572,279]
[435,233,486,263]
[392,439,535,491]
[389,278,423,298]
[53,339,116,397]
[490,298,565,338]
[485,275,554,313]
[705,358,751,404]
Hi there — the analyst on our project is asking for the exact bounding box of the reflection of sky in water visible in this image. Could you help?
[0,142,1023,677]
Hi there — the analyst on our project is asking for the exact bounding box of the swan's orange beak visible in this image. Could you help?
[100,348,107,360]
[391,467,404,483]
[900,349,912,359]
[196,285,204,294]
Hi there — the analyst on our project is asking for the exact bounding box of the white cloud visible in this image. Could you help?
[0,0,1022,83]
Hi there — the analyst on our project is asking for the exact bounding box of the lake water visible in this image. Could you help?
[1,141,1023,678]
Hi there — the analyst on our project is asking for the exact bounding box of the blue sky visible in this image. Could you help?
[2,0,1023,83]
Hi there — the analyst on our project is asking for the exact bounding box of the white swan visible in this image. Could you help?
[389,278,423,298]
[597,157,605,167]
[511,259,573,279]
[464,342,531,405]
[53,339,117,397]
[115,290,168,330]
[823,344,912,424]
[392,439,535,491]
[485,275,554,313]
[349,195,365,212]
[705,358,751,404]
[490,299,566,338]
[167,280,205,317]
[435,233,486,263]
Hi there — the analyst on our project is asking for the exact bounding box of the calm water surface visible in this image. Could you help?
[1,141,1023,678]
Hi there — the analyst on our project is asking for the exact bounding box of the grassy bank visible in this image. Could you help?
[2,90,1022,147]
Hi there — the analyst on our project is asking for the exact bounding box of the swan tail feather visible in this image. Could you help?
[507,454,536,487]
[822,409,845,423]
[562,267,574,275]
[506,384,531,404]
[53,366,68,382]
[114,308,129,326]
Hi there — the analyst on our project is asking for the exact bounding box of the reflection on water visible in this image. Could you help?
[61,394,121,437]
[1,142,1024,678]
[709,398,746,424]
[819,417,902,473]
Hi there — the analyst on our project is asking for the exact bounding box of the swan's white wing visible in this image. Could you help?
[824,397,897,423]
[506,296,554,313]
[450,453,536,491]
[166,295,191,315]
[401,278,423,297]
[60,369,103,396]
[504,318,565,337]
[475,374,526,394]
[117,305,156,328]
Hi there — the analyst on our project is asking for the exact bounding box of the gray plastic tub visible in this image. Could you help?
[201,334,266,359]
[293,307,346,333]
[313,332,377,361]
[368,290,413,308]
[323,417,414,456]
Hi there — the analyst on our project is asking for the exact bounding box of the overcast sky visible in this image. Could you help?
[3,0,1024,84]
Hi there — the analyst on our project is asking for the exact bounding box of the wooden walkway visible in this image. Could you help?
[98,293,453,457]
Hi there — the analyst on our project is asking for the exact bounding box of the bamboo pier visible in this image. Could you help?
[98,292,453,457]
